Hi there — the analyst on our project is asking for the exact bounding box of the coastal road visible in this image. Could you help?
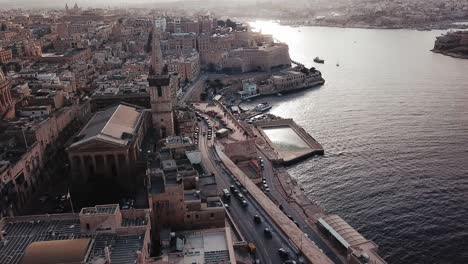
[192,106,343,263]
[197,118,304,264]
[258,150,345,264]
[179,74,207,105]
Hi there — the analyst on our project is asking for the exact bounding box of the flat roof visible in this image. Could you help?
[80,204,118,215]
[0,218,145,264]
[182,229,230,264]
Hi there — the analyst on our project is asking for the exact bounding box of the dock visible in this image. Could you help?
[254,118,324,165]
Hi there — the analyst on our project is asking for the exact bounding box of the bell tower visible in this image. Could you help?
[148,25,178,139]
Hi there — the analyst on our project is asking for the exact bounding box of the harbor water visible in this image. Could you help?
[247,21,468,264]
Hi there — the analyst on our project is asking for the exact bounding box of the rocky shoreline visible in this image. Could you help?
[432,31,468,59]
[432,49,468,59]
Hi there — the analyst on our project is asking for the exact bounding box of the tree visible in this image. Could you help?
[217,20,226,27]
[226,19,237,29]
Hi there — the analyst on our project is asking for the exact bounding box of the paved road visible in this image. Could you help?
[193,102,344,263]
[179,74,207,105]
[197,116,306,264]
[259,150,344,264]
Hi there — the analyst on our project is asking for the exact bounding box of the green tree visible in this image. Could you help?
[226,19,237,29]
[217,20,226,27]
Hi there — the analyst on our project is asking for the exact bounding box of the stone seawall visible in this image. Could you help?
[255,118,324,165]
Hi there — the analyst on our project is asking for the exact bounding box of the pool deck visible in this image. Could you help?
[254,118,324,165]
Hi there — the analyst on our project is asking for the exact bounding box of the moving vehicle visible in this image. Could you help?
[254,215,262,224]
[264,228,272,238]
[278,248,289,259]
[223,189,231,200]
[248,243,256,254]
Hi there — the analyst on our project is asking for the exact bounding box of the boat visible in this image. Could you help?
[254,102,272,112]
[276,93,283,97]
[314,57,325,64]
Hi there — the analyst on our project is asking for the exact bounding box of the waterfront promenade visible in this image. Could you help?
[215,144,334,264]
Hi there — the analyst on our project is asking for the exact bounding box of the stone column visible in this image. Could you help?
[114,153,120,179]
[125,154,130,174]
[92,155,97,176]
[80,155,87,182]
[103,154,109,177]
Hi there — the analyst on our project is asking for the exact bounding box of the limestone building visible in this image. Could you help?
[67,104,151,199]
[0,70,14,119]
[147,137,225,240]
[148,25,179,139]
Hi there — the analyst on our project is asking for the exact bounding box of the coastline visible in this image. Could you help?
[277,21,468,31]
[431,49,468,59]
[239,79,325,105]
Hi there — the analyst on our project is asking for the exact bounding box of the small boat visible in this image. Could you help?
[254,102,272,112]
[314,57,325,64]
[276,93,283,97]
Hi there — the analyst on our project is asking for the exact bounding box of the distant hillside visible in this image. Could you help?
[432,31,468,59]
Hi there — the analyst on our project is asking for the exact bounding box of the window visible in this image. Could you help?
[195,214,199,219]
[157,86,162,97]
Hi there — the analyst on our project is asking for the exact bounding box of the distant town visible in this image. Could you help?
[0,4,386,264]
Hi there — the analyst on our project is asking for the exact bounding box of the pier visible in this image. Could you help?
[254,118,324,165]
[290,59,305,67]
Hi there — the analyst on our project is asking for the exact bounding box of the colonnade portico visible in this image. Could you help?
[70,150,131,184]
